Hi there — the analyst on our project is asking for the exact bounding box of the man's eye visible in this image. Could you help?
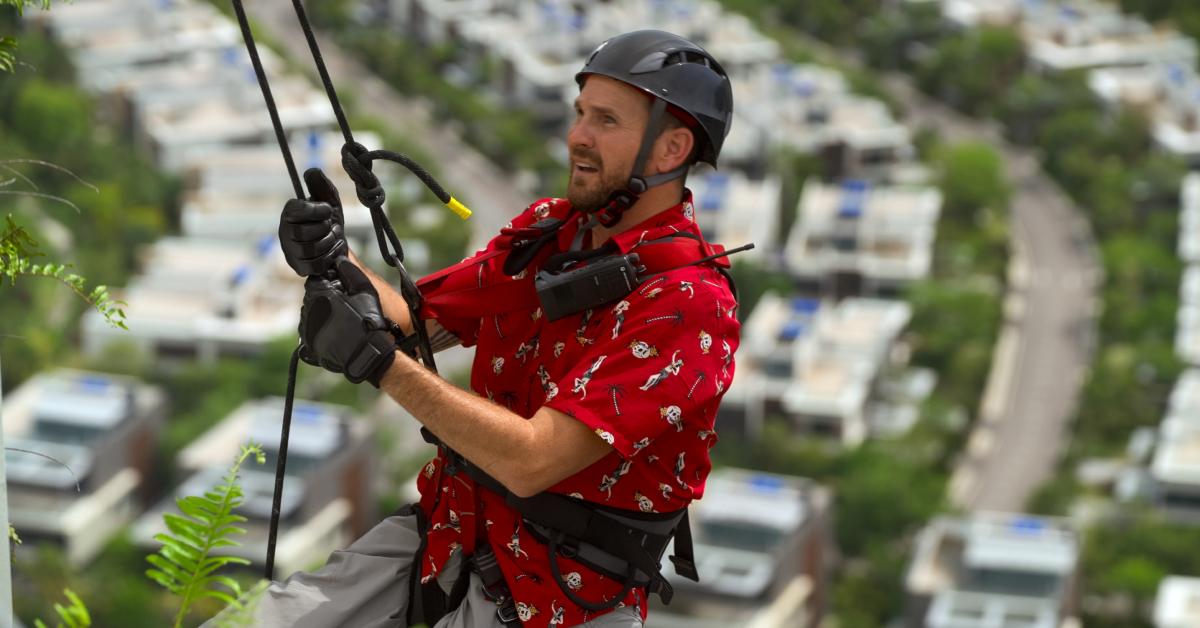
[604,116,617,124]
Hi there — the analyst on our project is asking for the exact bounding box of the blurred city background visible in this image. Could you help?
[2,0,1200,626]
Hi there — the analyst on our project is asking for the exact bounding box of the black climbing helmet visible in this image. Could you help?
[576,30,734,167]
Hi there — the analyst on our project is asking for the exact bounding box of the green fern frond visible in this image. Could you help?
[0,37,16,74]
[1,213,127,329]
[146,444,265,628]
[33,588,91,628]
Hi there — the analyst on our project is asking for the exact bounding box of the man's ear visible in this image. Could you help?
[654,127,695,174]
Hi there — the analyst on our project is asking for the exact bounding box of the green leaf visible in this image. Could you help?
[145,568,181,593]
[146,554,188,586]
[146,444,265,625]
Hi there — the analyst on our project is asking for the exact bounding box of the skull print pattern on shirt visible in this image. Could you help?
[413,193,739,628]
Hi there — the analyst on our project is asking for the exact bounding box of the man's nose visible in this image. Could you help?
[567,119,593,150]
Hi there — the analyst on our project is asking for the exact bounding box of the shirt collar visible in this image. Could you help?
[559,189,699,254]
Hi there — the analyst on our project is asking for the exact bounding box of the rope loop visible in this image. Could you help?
[341,141,386,208]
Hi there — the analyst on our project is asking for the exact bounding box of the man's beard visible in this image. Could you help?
[567,153,629,214]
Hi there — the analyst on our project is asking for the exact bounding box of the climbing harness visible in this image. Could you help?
[412,219,751,620]
[228,0,470,579]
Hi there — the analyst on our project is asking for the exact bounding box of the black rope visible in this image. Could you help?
[265,347,302,579]
[285,2,441,374]
[366,150,452,204]
[230,0,469,573]
[230,0,303,199]
[290,0,354,146]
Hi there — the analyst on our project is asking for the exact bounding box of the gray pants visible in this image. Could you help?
[206,511,643,627]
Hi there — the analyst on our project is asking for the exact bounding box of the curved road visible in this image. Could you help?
[879,76,1100,513]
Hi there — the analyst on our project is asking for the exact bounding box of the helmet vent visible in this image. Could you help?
[629,49,714,75]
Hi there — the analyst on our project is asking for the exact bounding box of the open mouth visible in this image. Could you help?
[573,162,600,175]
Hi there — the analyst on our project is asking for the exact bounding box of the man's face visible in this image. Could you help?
[566,75,650,213]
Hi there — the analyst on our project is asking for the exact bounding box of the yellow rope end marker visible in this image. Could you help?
[445,197,472,220]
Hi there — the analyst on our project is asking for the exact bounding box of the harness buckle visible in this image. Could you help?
[651,574,675,605]
[496,601,520,625]
[550,531,581,559]
[669,555,699,582]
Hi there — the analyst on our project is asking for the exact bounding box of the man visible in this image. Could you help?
[261,30,738,628]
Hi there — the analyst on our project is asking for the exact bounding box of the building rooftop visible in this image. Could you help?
[1169,369,1200,415]
[907,513,1079,628]
[696,468,813,535]
[179,397,355,476]
[1088,64,1169,109]
[3,372,141,490]
[1151,370,1200,487]
[44,0,242,88]
[735,293,911,445]
[43,0,335,172]
[0,369,165,565]
[781,356,873,421]
[81,236,302,361]
[816,297,913,363]
[1176,303,1200,366]
[1021,0,1197,72]
[785,179,942,284]
[133,397,373,575]
[139,72,334,172]
[740,292,824,377]
[1155,576,1200,628]
[1180,174,1200,262]
[180,130,385,241]
[940,0,1022,29]
[1181,266,1200,308]
[1088,64,1200,159]
[686,172,781,260]
[678,467,828,602]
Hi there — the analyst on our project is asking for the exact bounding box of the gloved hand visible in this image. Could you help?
[279,168,348,277]
[299,258,397,386]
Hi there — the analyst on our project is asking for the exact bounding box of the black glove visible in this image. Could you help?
[280,168,348,277]
[299,258,397,386]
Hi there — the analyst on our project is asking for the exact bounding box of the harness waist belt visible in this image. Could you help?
[422,430,698,611]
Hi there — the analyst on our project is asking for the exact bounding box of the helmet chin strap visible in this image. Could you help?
[592,98,689,228]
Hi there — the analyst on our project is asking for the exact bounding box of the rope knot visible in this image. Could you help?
[341,141,386,208]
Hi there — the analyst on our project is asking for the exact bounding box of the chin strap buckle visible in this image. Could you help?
[594,187,639,228]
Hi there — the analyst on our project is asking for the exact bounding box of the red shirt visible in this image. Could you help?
[414,192,739,627]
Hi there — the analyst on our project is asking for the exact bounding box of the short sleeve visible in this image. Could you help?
[417,198,568,347]
[544,267,739,458]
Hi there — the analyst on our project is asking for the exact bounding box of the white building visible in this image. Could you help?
[1021,1,1196,73]
[81,236,302,364]
[786,179,943,299]
[1177,174,1200,364]
[651,468,833,628]
[686,171,782,260]
[1155,576,1200,628]
[41,0,242,92]
[131,62,333,173]
[732,62,913,177]
[180,130,388,242]
[1089,63,1200,164]
[904,513,1080,628]
[132,398,376,578]
[388,0,911,177]
[1,370,166,566]
[41,0,335,172]
[387,0,505,47]
[729,293,913,446]
[1145,369,1200,519]
[935,0,1023,30]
